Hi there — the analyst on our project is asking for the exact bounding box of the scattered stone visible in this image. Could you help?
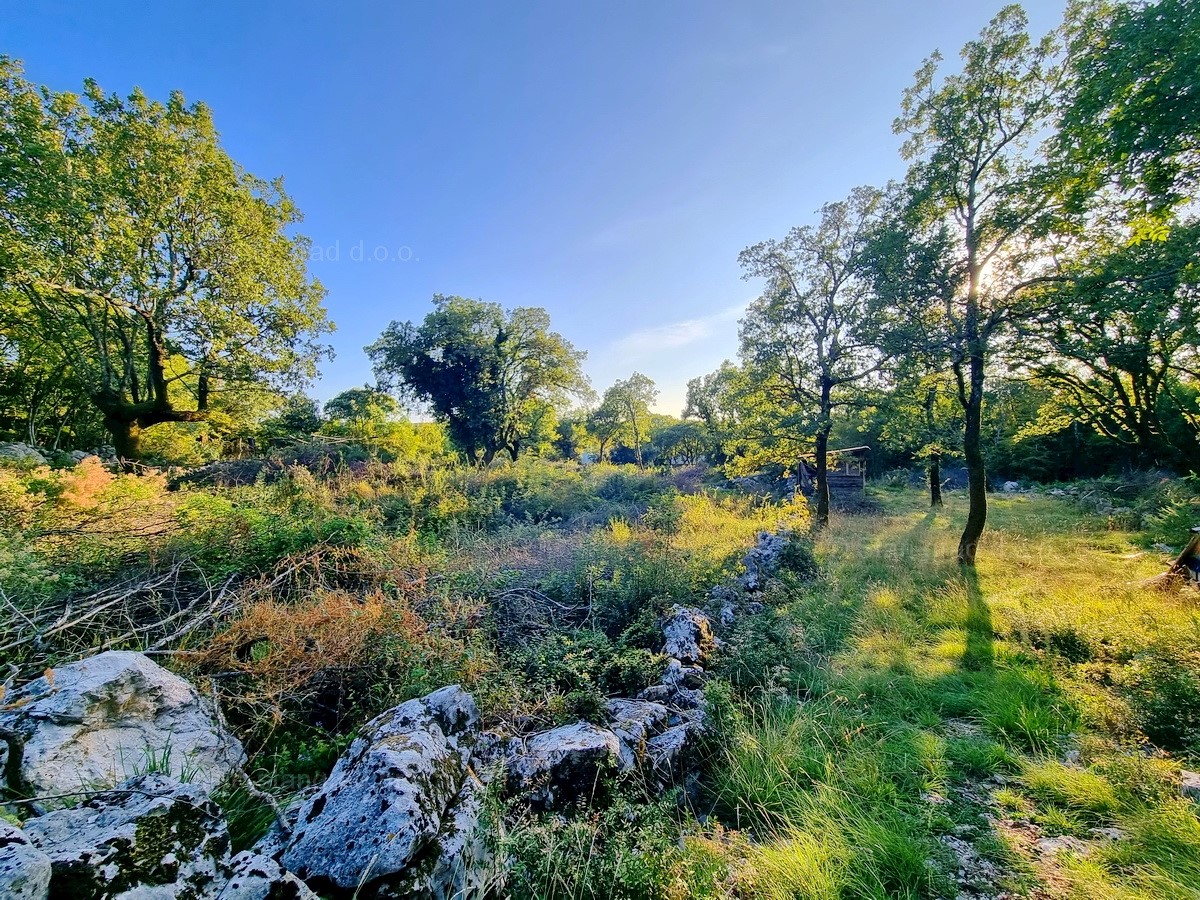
[1180,769,1200,801]
[645,725,693,785]
[1089,827,1125,842]
[738,531,790,591]
[216,851,317,900]
[506,722,623,810]
[23,773,230,899]
[0,820,51,900]
[606,699,670,771]
[1153,542,1177,554]
[662,658,706,691]
[281,685,488,898]
[0,651,244,796]
[660,606,717,666]
[0,443,47,465]
[1002,481,1020,493]
[1035,835,1089,856]
[1049,489,1067,497]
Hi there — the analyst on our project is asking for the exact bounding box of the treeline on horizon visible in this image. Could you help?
[1,1,1197,560]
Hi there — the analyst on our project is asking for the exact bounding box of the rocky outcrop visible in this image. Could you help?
[661,606,717,666]
[281,685,492,899]
[0,821,51,900]
[738,530,790,591]
[23,773,231,899]
[0,651,244,796]
[0,443,47,465]
[505,722,623,810]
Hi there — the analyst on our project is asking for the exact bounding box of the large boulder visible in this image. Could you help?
[23,773,230,899]
[0,651,244,796]
[0,821,51,900]
[505,722,624,810]
[660,606,717,666]
[0,443,47,465]
[281,685,490,899]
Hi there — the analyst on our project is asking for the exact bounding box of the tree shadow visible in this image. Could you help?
[960,567,994,672]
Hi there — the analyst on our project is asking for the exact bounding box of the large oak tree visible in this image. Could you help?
[0,59,332,460]
[368,295,587,464]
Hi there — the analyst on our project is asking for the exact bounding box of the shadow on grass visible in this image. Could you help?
[960,568,994,672]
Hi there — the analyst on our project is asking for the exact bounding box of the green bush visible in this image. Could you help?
[513,629,663,705]
[1122,639,1200,752]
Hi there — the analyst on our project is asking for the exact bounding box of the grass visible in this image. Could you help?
[8,453,1200,898]
[703,486,1200,899]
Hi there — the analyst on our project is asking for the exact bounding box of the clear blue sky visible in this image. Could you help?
[3,0,1066,415]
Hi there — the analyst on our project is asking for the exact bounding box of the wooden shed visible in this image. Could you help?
[797,446,868,499]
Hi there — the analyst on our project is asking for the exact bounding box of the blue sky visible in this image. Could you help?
[3,0,1066,415]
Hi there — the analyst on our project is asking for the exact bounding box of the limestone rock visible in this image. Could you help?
[645,724,693,785]
[1180,769,1200,801]
[0,443,47,465]
[23,773,230,899]
[0,821,51,900]
[605,699,670,770]
[660,606,716,666]
[216,851,316,900]
[505,722,622,810]
[281,685,488,898]
[738,531,790,591]
[0,651,244,796]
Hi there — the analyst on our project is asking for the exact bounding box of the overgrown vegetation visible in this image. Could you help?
[6,446,1200,897]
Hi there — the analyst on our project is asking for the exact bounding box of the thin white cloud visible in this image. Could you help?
[613,302,747,357]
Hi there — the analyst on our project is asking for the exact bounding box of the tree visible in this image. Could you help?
[683,361,741,463]
[894,6,1065,563]
[1022,218,1200,468]
[652,422,712,466]
[324,386,399,441]
[368,296,587,465]
[599,374,658,467]
[552,416,588,461]
[1060,0,1200,214]
[878,371,963,507]
[0,59,332,460]
[586,400,625,462]
[262,394,323,444]
[738,186,887,527]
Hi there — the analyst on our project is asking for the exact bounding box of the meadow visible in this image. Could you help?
[3,453,1200,899]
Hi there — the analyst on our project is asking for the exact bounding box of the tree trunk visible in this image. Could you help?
[107,417,142,461]
[958,351,987,565]
[814,427,831,528]
[929,451,943,507]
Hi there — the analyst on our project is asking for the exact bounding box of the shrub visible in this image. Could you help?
[1122,639,1200,752]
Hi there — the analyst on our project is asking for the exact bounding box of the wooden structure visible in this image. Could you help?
[797,446,868,499]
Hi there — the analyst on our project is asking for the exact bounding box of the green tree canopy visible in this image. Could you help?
[0,59,332,460]
[367,295,587,464]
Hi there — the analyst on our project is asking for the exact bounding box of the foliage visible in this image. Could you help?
[368,295,587,464]
[738,186,886,525]
[0,58,332,459]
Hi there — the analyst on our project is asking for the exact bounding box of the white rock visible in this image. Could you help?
[281,685,487,898]
[661,606,717,666]
[606,699,670,770]
[0,651,244,796]
[216,851,317,900]
[1180,769,1200,801]
[23,773,230,898]
[0,821,51,900]
[0,443,47,465]
[505,722,623,810]
[1002,481,1020,493]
